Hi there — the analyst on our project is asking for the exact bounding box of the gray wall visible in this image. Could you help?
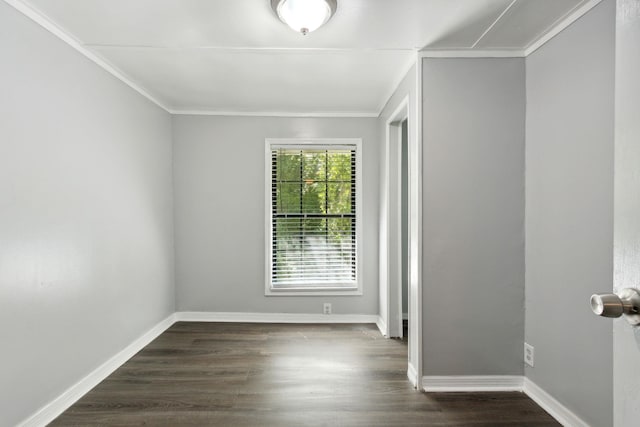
[613,0,640,426]
[525,1,615,426]
[0,3,175,426]
[422,57,526,376]
[173,115,379,314]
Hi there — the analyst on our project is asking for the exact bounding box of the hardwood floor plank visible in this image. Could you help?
[50,322,559,426]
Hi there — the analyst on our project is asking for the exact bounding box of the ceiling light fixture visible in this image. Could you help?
[271,0,337,35]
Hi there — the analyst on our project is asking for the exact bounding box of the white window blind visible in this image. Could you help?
[269,144,359,291]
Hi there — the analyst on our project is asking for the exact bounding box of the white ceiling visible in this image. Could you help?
[15,0,598,115]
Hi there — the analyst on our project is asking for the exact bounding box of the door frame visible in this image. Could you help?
[382,68,423,388]
[384,99,408,339]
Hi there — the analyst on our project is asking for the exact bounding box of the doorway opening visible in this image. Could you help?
[382,94,420,388]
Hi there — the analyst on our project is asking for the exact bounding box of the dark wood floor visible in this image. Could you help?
[51,322,559,426]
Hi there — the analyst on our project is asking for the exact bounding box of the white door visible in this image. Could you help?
[613,1,640,425]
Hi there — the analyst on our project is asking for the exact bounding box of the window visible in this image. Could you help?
[265,139,362,295]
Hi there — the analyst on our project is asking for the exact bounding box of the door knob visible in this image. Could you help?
[590,288,640,325]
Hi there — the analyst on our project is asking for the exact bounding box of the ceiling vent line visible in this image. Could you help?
[471,0,519,49]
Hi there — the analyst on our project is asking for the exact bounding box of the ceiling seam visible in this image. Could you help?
[84,45,417,53]
[6,0,601,117]
[3,0,172,113]
[471,0,519,49]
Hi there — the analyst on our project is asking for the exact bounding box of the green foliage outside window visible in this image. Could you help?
[272,148,356,285]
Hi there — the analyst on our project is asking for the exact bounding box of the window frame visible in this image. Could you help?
[265,138,363,296]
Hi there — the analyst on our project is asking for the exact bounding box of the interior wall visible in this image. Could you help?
[525,1,615,425]
[0,3,175,426]
[526,1,615,426]
[173,115,379,314]
[422,57,526,376]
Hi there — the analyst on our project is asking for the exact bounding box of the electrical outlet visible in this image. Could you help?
[524,343,535,367]
[323,303,332,315]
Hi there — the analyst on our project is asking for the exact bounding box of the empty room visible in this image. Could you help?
[2,0,639,426]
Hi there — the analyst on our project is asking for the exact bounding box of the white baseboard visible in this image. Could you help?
[22,313,585,427]
[18,313,176,427]
[407,362,419,388]
[402,312,408,321]
[376,315,388,337]
[422,375,524,392]
[421,375,590,427]
[175,311,379,324]
[523,378,590,427]
[17,311,380,426]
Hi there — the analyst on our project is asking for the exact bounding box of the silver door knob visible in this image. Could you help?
[590,288,640,325]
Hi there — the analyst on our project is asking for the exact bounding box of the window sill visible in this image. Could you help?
[265,286,362,297]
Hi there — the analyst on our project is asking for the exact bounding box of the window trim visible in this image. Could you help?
[265,138,363,296]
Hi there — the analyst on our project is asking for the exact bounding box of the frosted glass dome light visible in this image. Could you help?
[271,0,337,35]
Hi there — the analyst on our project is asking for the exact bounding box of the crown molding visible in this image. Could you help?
[419,0,603,60]
[169,110,379,118]
[7,0,604,118]
[3,0,171,113]
[419,49,526,58]
[524,0,603,56]
[376,54,417,116]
